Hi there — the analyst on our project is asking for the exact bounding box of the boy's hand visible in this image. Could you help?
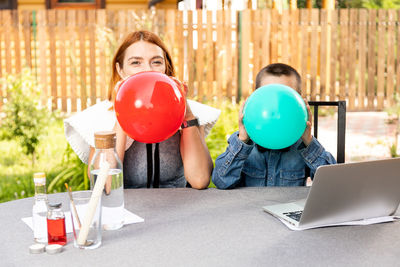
[301,99,313,146]
[238,100,250,143]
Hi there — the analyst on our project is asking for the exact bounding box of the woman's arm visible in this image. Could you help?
[180,107,213,189]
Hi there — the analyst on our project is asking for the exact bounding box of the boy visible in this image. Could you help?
[212,63,336,189]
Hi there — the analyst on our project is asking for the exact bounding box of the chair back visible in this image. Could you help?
[308,101,346,163]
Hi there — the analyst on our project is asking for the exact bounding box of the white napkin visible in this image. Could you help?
[22,208,144,233]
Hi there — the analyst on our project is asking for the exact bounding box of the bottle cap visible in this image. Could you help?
[48,202,62,209]
[94,131,116,149]
[29,243,45,254]
[33,172,46,184]
[46,244,63,254]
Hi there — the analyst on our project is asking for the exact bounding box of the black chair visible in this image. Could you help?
[308,101,346,163]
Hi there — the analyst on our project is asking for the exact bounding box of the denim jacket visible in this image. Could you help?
[212,131,337,189]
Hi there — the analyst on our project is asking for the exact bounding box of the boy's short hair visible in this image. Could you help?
[255,63,301,93]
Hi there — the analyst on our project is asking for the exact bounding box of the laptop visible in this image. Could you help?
[263,158,400,230]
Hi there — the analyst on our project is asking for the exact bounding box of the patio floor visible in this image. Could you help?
[317,112,398,163]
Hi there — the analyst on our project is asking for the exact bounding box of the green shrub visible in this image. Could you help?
[47,144,89,193]
[0,69,50,166]
[205,100,241,187]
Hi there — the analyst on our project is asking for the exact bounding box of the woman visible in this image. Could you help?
[64,30,220,189]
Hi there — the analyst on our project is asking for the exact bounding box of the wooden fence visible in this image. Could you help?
[0,9,399,112]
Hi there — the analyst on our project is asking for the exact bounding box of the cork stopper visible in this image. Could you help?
[94,131,116,149]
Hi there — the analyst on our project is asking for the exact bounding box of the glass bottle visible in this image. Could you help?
[47,202,67,245]
[32,172,48,243]
[90,131,124,230]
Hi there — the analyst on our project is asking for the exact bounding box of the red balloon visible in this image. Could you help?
[115,72,186,143]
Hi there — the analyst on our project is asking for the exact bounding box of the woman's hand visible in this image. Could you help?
[301,99,313,146]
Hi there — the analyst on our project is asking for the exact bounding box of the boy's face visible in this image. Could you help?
[259,74,300,94]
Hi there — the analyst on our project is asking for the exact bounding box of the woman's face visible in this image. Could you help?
[116,40,166,79]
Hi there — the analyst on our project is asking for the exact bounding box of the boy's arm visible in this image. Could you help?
[212,132,255,189]
[297,137,337,178]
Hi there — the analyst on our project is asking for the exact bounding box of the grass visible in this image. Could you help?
[0,115,68,202]
[0,100,240,203]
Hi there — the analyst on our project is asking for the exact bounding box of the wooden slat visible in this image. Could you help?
[37,10,48,105]
[270,9,279,63]
[300,9,308,97]
[329,10,338,101]
[67,10,77,112]
[205,10,213,99]
[176,10,184,81]
[58,10,67,112]
[338,9,348,102]
[164,9,175,59]
[386,10,396,107]
[289,9,299,70]
[22,11,32,68]
[309,9,318,100]
[251,10,261,89]
[281,9,290,64]
[106,10,117,54]
[261,9,270,69]
[224,9,233,99]
[116,10,126,41]
[126,10,134,36]
[319,9,328,101]
[215,10,224,100]
[4,11,12,74]
[48,10,57,110]
[156,9,166,39]
[367,9,376,109]
[232,10,239,101]
[187,11,194,98]
[88,10,96,106]
[78,10,87,110]
[96,10,107,101]
[397,10,400,97]
[165,9,175,87]
[376,9,386,110]
[12,10,21,73]
[358,9,367,110]
[240,9,251,98]
[196,10,204,100]
[348,9,358,110]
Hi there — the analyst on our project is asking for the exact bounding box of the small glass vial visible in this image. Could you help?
[47,202,67,245]
[32,172,48,243]
[90,131,124,230]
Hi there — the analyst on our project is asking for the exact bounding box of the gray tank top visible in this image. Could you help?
[123,132,186,188]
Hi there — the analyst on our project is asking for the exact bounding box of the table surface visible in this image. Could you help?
[1,187,400,267]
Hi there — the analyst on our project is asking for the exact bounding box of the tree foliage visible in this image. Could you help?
[0,69,50,165]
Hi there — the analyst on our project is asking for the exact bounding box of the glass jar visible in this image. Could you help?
[89,131,124,230]
[47,202,67,245]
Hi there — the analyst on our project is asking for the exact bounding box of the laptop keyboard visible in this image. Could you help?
[283,211,303,222]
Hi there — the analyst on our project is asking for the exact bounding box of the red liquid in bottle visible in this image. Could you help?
[47,218,67,245]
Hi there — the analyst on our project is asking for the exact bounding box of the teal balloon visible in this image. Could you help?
[243,84,308,149]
